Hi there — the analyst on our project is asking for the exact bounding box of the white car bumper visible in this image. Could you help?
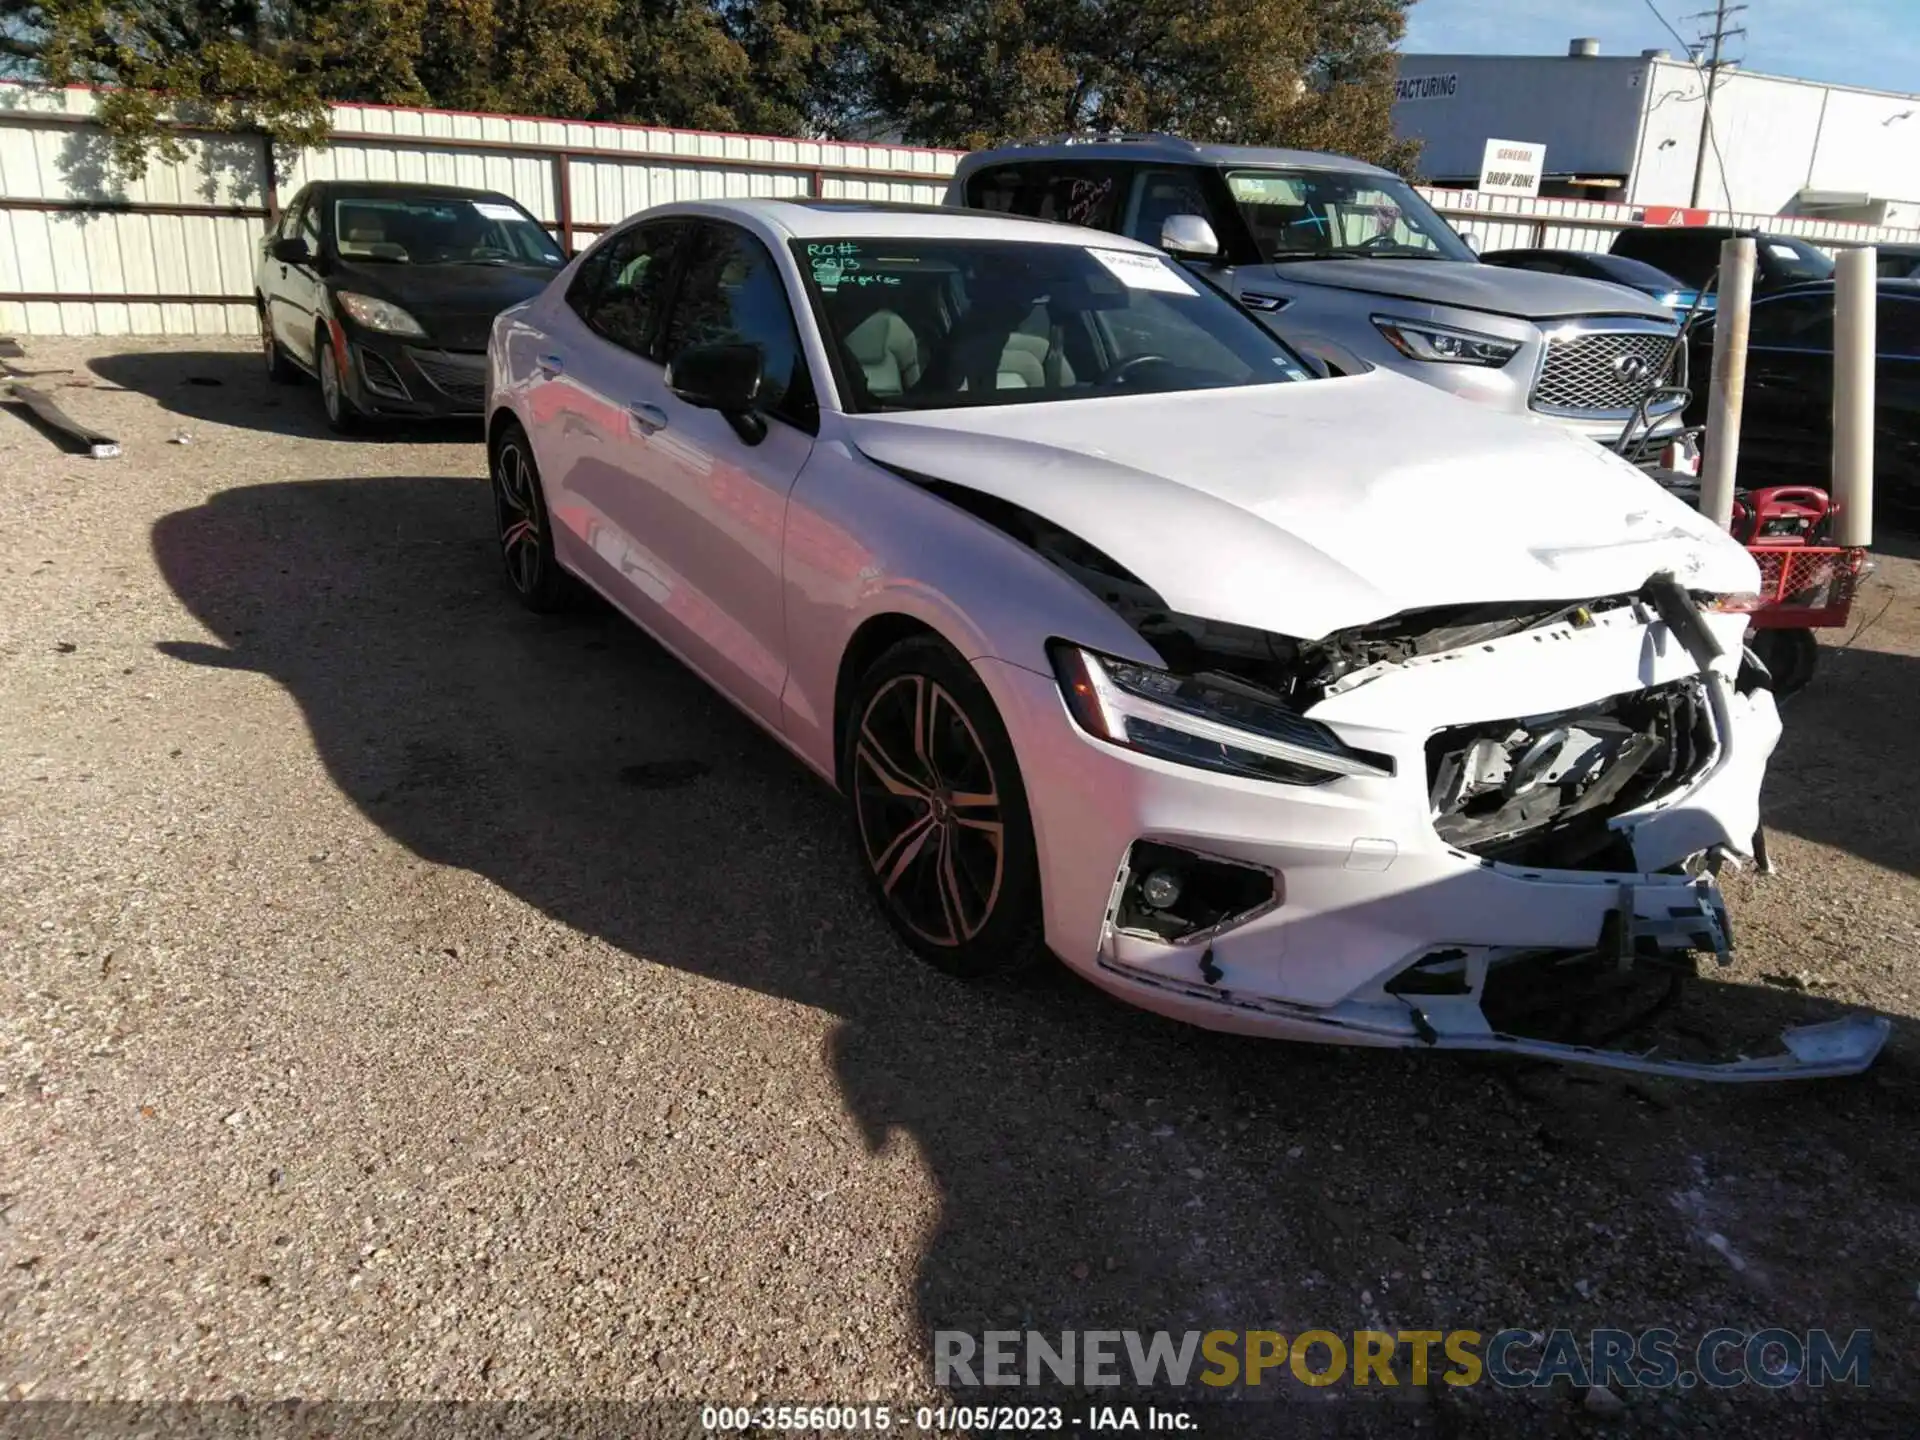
[977,606,1889,1082]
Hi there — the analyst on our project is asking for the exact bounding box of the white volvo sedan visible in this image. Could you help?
[485,198,1886,1081]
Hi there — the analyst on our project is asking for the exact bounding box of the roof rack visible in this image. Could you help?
[1005,131,1205,151]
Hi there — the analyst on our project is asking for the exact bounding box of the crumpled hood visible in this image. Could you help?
[1269,258,1678,322]
[844,369,1759,640]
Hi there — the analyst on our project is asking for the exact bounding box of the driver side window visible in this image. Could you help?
[1123,170,1216,250]
[661,223,816,433]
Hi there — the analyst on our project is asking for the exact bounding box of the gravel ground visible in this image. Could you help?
[3,336,1919,1438]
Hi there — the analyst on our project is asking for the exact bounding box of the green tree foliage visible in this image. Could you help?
[0,0,1416,179]
[859,0,1417,168]
[0,0,428,178]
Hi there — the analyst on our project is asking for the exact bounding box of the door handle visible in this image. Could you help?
[536,353,565,377]
[628,402,669,435]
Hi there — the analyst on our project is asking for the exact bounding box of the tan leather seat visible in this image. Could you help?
[844,309,923,397]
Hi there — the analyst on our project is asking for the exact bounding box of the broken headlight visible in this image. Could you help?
[1371,315,1520,367]
[1048,644,1393,786]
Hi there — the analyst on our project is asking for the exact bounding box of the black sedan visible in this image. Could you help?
[1684,279,1920,525]
[1480,247,1711,314]
[256,181,566,431]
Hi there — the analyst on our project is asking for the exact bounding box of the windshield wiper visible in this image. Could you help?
[1268,246,1448,263]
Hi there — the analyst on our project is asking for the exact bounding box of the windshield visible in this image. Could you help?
[1226,168,1475,263]
[331,197,564,267]
[1761,236,1836,284]
[791,237,1314,413]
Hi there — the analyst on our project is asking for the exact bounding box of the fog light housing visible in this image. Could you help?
[1140,869,1184,910]
[1114,841,1277,944]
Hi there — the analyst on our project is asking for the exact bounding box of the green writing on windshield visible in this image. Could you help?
[806,241,903,291]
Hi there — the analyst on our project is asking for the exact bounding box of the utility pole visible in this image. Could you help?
[1686,0,1748,208]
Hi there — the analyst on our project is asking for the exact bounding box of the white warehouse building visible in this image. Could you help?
[1392,37,1920,229]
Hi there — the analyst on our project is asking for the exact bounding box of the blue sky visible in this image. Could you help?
[1403,0,1920,96]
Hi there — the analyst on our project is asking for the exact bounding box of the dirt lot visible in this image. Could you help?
[3,335,1919,1437]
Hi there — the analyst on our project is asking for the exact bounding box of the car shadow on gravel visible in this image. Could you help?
[88,348,480,444]
[1765,643,1920,876]
[149,476,1920,1436]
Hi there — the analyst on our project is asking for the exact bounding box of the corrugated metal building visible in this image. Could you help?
[1393,38,1920,228]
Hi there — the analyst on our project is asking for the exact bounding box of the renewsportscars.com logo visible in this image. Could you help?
[935,1328,1873,1391]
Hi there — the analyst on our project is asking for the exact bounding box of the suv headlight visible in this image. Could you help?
[337,292,427,337]
[1048,644,1393,786]
[1371,315,1520,367]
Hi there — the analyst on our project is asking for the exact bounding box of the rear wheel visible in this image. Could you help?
[842,636,1045,979]
[490,421,571,612]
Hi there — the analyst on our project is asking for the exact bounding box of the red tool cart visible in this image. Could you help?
[1731,486,1870,695]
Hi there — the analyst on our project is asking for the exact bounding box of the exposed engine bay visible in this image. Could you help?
[1425,678,1718,870]
[920,479,1745,871]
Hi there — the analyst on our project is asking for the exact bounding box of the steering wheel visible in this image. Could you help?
[1354,233,1406,252]
[1103,353,1173,386]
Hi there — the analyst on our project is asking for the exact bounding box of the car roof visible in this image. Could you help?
[620,197,1163,250]
[952,133,1396,179]
[315,180,520,203]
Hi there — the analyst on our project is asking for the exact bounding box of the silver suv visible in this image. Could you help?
[946,134,1687,448]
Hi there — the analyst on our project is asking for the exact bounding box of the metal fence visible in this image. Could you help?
[5,81,1919,337]
[0,84,957,336]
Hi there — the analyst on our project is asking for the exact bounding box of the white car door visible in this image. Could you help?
[609,218,818,731]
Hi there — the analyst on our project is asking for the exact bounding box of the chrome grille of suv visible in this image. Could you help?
[1531,331,1684,416]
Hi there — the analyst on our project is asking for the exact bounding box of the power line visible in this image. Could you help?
[1682,0,1747,206]
[1640,0,1740,211]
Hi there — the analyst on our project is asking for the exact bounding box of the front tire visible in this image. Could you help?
[260,303,298,384]
[1752,627,1819,698]
[490,421,571,613]
[842,636,1045,979]
[316,329,358,434]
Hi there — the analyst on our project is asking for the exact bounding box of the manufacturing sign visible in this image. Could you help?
[1478,139,1546,197]
[1396,72,1459,101]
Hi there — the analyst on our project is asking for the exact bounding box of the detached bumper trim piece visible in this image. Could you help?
[1097,954,1892,1083]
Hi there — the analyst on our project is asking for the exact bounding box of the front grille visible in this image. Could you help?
[405,347,487,408]
[1426,677,1717,871]
[1531,330,1683,417]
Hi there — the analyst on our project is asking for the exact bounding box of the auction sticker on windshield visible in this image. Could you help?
[473,202,526,221]
[1089,248,1197,295]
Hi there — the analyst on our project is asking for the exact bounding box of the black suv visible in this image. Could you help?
[1609,226,1835,298]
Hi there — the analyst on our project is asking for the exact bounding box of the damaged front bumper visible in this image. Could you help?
[977,602,1889,1083]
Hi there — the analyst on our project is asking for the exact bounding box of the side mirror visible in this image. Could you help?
[1459,231,1482,256]
[271,236,311,265]
[1159,214,1221,261]
[667,341,767,444]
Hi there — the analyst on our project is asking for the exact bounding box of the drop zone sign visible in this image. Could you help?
[1479,139,1546,198]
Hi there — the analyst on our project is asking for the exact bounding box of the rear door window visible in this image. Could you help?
[968,163,1129,232]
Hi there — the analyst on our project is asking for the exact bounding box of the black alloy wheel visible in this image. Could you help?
[845,636,1044,978]
[490,422,570,612]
